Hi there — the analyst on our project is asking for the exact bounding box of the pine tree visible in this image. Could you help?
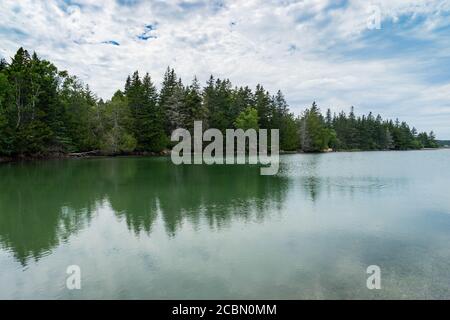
[159,67,178,134]
[124,71,168,152]
[299,102,335,152]
[230,86,253,128]
[183,76,206,132]
[205,78,233,132]
[428,131,438,148]
[0,58,7,72]
[0,47,441,158]
[140,73,166,151]
[124,75,132,94]
[202,75,216,130]
[165,79,186,134]
[325,108,332,128]
[0,65,12,154]
[254,84,272,129]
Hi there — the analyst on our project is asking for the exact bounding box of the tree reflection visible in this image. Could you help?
[0,158,289,265]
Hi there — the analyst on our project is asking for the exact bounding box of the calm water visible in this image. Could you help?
[1,150,450,299]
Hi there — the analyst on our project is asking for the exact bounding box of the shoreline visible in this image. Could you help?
[0,150,171,164]
[1,147,447,164]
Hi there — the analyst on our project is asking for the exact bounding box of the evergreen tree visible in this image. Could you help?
[59,75,97,152]
[165,79,186,135]
[254,84,272,129]
[0,48,440,158]
[299,102,335,152]
[140,73,167,151]
[159,67,178,134]
[183,76,206,132]
[280,114,300,151]
[0,58,7,72]
[124,71,167,152]
[100,90,136,153]
[325,108,332,128]
[0,67,13,154]
[230,86,254,128]
[205,78,233,132]
[427,131,438,148]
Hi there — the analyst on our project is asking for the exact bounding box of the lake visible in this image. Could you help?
[1,150,450,299]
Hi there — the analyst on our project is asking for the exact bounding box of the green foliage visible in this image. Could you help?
[183,77,206,131]
[0,48,440,158]
[159,67,179,135]
[98,91,136,153]
[280,116,300,151]
[417,131,439,148]
[204,77,234,132]
[234,107,259,130]
[125,72,167,152]
[0,72,13,154]
[254,84,272,129]
[299,102,335,152]
[329,108,433,151]
[1,48,58,154]
[59,76,97,152]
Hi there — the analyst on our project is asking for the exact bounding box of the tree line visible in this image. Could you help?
[0,48,439,157]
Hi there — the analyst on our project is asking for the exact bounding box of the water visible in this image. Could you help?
[1,150,450,299]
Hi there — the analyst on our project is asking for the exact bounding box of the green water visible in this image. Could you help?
[1,150,450,299]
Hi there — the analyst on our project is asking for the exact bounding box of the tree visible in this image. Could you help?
[0,58,7,72]
[254,84,272,129]
[140,73,167,151]
[183,76,206,132]
[205,78,233,132]
[0,71,13,154]
[159,67,178,135]
[428,131,438,147]
[234,107,259,130]
[280,114,300,151]
[5,48,58,154]
[100,91,136,153]
[272,90,298,150]
[325,108,332,128]
[165,79,186,135]
[230,86,253,128]
[0,47,440,158]
[299,102,334,152]
[59,75,97,152]
[124,71,167,152]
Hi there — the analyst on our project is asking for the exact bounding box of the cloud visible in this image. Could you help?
[102,40,120,46]
[1,0,450,137]
[137,24,158,41]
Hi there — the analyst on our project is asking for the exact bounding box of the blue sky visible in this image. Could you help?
[1,0,449,138]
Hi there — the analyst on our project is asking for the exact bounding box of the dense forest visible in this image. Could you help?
[0,48,439,158]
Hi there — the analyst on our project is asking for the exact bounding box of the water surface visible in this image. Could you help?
[1,150,450,299]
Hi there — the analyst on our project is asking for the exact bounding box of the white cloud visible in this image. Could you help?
[1,0,449,137]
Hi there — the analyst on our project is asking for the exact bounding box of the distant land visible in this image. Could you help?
[437,140,450,147]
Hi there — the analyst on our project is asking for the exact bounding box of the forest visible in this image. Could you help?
[0,48,439,158]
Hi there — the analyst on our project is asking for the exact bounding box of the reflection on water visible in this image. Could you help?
[0,158,289,265]
[0,150,450,299]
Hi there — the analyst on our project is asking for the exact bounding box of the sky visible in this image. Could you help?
[1,0,449,138]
